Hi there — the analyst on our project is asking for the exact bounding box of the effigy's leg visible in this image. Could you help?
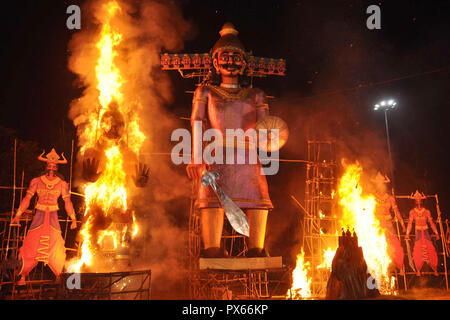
[413,242,424,276]
[17,218,43,284]
[201,207,226,257]
[246,209,269,257]
[47,231,66,278]
[425,235,439,276]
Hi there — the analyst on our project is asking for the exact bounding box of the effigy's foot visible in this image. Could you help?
[17,276,26,286]
[416,271,421,276]
[433,270,439,276]
[247,248,270,258]
[201,247,229,258]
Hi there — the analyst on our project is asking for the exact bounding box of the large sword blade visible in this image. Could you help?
[215,186,250,237]
[201,171,250,237]
[405,239,416,272]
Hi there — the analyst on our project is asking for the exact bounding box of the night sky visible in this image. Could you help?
[0,1,449,249]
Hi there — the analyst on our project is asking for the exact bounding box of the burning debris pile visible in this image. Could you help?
[326,229,379,299]
[288,161,397,299]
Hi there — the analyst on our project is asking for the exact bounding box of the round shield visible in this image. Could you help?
[255,115,289,152]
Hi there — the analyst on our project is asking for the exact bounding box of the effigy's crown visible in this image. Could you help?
[211,22,247,58]
[37,148,67,164]
[410,190,426,200]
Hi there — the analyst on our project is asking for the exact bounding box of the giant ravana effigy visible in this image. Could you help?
[181,23,288,258]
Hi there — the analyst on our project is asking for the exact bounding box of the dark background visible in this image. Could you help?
[0,0,449,270]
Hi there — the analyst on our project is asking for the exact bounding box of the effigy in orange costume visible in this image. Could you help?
[406,190,439,276]
[11,149,77,285]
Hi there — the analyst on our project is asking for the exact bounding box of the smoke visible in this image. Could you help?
[263,89,392,266]
[67,0,194,298]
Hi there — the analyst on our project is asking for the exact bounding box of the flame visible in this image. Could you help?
[317,248,335,270]
[288,249,312,299]
[319,210,325,219]
[337,161,393,293]
[67,0,144,272]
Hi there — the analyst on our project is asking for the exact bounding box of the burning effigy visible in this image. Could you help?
[66,1,149,273]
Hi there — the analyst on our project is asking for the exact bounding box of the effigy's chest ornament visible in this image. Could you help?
[160,23,286,80]
[208,85,252,101]
[40,176,61,190]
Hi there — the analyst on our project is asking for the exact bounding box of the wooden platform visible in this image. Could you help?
[199,257,282,271]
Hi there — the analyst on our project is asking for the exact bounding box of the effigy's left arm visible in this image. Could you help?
[427,210,439,237]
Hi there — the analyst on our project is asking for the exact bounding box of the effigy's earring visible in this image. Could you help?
[239,66,245,75]
[240,62,246,75]
[213,60,220,73]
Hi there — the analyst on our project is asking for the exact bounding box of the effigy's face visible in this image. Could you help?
[214,50,245,77]
[415,199,422,206]
[46,162,58,174]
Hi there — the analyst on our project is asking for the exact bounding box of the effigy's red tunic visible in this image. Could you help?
[191,85,273,210]
[408,207,438,271]
[18,176,68,277]
[19,210,66,277]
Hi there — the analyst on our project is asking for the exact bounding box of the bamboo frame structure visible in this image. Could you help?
[302,140,338,298]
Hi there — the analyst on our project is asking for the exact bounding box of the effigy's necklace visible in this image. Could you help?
[416,207,425,216]
[40,175,61,190]
[210,85,251,101]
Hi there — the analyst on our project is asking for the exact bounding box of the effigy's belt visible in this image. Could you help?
[35,203,59,212]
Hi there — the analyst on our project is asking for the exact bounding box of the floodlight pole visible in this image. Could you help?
[384,109,394,188]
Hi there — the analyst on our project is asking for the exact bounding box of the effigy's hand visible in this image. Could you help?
[70,220,77,230]
[433,233,440,240]
[10,215,20,227]
[401,222,406,233]
[186,163,207,180]
[133,163,149,187]
[82,158,102,182]
[405,234,410,240]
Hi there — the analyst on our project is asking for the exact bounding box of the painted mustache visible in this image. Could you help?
[219,63,241,70]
